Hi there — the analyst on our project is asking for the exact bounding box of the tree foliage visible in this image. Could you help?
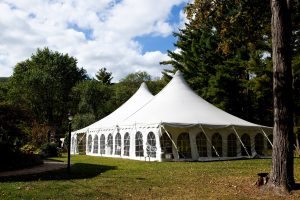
[0,102,33,155]
[161,0,273,125]
[0,78,9,103]
[95,67,113,85]
[114,71,152,107]
[9,47,87,138]
[71,79,114,130]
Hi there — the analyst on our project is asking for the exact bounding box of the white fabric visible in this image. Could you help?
[73,82,154,133]
[121,71,263,128]
[72,71,272,162]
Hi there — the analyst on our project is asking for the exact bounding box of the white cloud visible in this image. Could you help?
[0,0,187,81]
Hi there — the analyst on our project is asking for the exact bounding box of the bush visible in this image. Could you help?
[40,143,62,158]
[20,144,37,154]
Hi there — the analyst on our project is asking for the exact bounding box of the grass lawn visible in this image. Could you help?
[0,155,299,199]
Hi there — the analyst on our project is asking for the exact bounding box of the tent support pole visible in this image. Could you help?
[71,132,76,155]
[77,131,87,154]
[86,129,90,154]
[127,125,135,158]
[134,123,143,160]
[199,124,220,159]
[95,129,101,154]
[260,128,273,148]
[161,125,179,156]
[232,126,251,158]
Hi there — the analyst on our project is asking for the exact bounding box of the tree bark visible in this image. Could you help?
[269,0,294,193]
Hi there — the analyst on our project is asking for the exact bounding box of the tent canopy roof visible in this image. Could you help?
[121,71,265,128]
[73,82,153,133]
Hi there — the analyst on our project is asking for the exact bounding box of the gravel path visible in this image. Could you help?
[0,161,67,177]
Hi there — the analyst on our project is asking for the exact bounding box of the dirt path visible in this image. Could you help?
[0,161,67,177]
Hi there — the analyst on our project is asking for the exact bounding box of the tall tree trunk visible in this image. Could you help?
[269,0,294,193]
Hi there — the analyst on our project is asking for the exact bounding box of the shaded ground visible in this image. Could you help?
[0,162,117,182]
[0,161,67,177]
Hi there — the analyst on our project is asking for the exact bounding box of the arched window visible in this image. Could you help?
[124,132,130,156]
[115,133,121,155]
[212,133,222,157]
[227,133,237,157]
[107,133,113,155]
[241,134,251,156]
[100,134,105,155]
[147,132,156,158]
[93,135,99,154]
[87,135,92,153]
[177,132,191,158]
[160,133,173,155]
[196,132,207,157]
[255,133,264,155]
[267,134,273,150]
[135,132,144,157]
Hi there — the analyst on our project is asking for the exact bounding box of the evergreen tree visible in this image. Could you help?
[95,67,113,85]
[161,0,274,125]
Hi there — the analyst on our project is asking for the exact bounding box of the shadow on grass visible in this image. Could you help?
[44,158,65,162]
[0,163,117,182]
[293,183,300,191]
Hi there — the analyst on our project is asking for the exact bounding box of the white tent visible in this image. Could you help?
[71,82,154,154]
[122,71,262,127]
[73,71,273,161]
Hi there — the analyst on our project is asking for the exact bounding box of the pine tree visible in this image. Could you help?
[95,67,113,85]
[161,0,273,124]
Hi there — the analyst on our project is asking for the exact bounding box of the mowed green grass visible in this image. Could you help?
[0,155,299,200]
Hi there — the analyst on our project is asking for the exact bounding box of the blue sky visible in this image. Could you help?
[135,34,176,54]
[0,0,188,81]
[134,3,185,53]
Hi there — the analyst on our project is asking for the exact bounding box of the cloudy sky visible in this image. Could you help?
[0,0,189,81]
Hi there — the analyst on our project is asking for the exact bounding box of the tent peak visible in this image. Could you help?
[174,70,183,77]
[139,82,148,89]
[136,82,151,94]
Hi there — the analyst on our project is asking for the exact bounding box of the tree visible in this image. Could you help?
[161,0,273,125]
[293,54,300,153]
[292,1,300,153]
[114,71,152,107]
[147,76,169,95]
[0,78,9,103]
[71,79,114,130]
[95,67,113,85]
[0,102,33,155]
[268,0,295,193]
[9,47,87,139]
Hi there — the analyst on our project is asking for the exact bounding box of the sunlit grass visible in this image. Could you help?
[0,155,299,199]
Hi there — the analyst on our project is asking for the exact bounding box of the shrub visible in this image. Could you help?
[20,144,37,154]
[30,122,51,147]
[40,143,62,158]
